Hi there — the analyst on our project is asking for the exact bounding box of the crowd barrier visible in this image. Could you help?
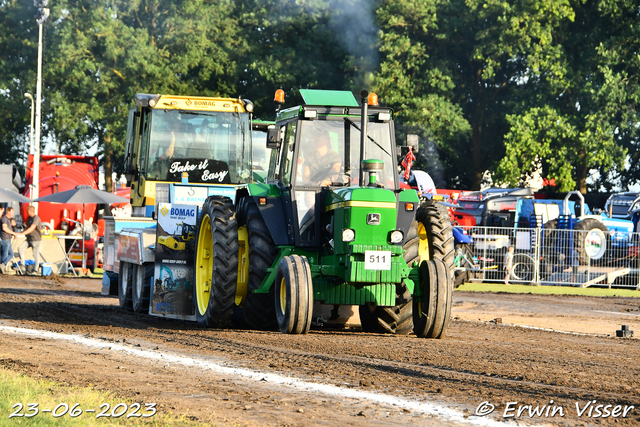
[457,226,640,288]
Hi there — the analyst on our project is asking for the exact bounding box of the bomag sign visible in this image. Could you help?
[153,95,243,113]
[191,100,216,107]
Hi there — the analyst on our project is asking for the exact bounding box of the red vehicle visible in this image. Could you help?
[433,191,477,228]
[23,154,101,273]
[23,154,99,229]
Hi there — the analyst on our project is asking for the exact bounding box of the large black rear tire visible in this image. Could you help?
[194,196,238,328]
[236,197,279,330]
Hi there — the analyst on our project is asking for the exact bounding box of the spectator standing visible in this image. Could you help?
[18,205,42,275]
[504,246,514,285]
[0,207,19,272]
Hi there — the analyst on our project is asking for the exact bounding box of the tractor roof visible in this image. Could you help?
[134,93,249,113]
[276,89,392,122]
[299,89,359,107]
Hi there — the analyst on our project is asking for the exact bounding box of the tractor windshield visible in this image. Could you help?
[295,118,396,188]
[143,109,251,184]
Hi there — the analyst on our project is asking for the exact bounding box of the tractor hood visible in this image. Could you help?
[325,186,397,209]
[325,186,399,251]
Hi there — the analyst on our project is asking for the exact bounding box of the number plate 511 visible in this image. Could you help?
[364,250,392,270]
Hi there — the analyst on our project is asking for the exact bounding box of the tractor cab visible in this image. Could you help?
[264,89,409,248]
[123,93,255,216]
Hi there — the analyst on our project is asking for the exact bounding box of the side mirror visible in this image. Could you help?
[406,134,419,153]
[266,126,281,149]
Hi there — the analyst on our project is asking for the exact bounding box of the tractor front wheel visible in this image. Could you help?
[412,200,455,338]
[413,259,450,338]
[194,196,238,328]
[275,255,313,334]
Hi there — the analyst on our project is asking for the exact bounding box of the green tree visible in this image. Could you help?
[0,1,42,176]
[594,0,640,190]
[234,0,355,118]
[496,0,630,193]
[375,0,575,190]
[47,0,245,192]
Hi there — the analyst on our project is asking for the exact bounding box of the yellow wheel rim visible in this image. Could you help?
[279,277,287,315]
[416,301,424,319]
[195,214,213,315]
[236,226,249,306]
[417,223,430,263]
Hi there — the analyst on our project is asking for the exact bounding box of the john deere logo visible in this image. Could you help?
[160,205,169,217]
[185,99,192,107]
[367,213,381,225]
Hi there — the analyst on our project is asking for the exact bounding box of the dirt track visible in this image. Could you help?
[0,275,639,426]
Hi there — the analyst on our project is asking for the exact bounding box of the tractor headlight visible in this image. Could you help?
[341,228,355,242]
[390,230,404,244]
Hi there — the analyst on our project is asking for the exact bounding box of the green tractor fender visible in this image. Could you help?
[396,189,420,244]
[245,183,293,246]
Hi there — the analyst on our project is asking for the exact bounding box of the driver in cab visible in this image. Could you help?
[157,118,182,160]
[300,133,341,186]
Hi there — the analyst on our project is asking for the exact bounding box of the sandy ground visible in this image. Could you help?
[0,275,639,426]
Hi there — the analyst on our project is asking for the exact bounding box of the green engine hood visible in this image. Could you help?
[325,186,399,251]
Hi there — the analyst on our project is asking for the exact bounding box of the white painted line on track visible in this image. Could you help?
[0,325,512,426]
[592,310,640,317]
[457,318,611,337]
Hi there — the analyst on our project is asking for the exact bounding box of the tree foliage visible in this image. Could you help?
[1,0,639,193]
[494,0,632,192]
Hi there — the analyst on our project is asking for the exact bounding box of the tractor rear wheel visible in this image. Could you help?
[275,255,313,334]
[194,196,238,328]
[358,219,417,335]
[132,262,154,313]
[413,259,450,338]
[574,219,609,265]
[237,197,279,330]
[118,261,133,311]
[413,200,455,338]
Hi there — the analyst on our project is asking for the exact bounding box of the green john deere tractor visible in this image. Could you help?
[194,89,455,338]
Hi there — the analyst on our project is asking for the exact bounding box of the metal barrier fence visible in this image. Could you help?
[457,226,640,288]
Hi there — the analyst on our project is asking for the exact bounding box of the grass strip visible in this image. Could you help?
[457,282,640,297]
[0,367,200,426]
